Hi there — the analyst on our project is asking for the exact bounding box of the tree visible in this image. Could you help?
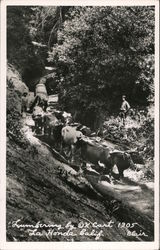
[29,6,71,50]
[48,6,155,128]
[7,6,45,88]
[7,6,71,90]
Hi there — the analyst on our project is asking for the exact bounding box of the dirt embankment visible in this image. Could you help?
[6,129,153,242]
[6,64,154,242]
[6,134,121,242]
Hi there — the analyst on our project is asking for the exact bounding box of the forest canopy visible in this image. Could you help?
[48,6,154,125]
[7,6,155,127]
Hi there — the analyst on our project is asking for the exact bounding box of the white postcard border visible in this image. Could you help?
[0,0,159,249]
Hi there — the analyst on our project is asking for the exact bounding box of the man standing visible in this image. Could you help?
[120,95,130,125]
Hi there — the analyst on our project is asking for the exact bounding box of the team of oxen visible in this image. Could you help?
[31,105,144,182]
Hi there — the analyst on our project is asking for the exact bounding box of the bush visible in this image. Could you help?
[102,108,154,161]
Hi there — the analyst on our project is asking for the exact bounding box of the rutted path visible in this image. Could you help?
[25,114,154,240]
[6,113,154,242]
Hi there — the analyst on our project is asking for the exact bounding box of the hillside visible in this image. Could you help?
[6,65,154,242]
[5,5,155,244]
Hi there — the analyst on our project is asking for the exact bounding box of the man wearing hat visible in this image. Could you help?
[120,95,130,125]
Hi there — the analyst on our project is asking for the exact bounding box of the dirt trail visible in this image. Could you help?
[6,115,154,242]
[6,138,125,242]
[37,134,154,241]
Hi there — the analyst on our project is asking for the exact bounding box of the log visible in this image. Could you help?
[85,172,154,241]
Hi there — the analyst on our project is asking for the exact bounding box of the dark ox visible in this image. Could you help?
[43,112,63,147]
[76,124,92,136]
[44,112,60,136]
[110,151,135,178]
[32,106,44,134]
[78,139,135,179]
[78,140,112,175]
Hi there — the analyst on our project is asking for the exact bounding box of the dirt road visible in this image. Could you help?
[6,118,154,241]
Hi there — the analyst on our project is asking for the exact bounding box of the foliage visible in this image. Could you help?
[48,6,155,128]
[102,107,154,161]
[7,6,71,89]
[29,6,71,50]
[7,6,45,86]
[7,6,155,129]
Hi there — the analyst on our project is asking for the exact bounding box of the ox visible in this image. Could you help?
[43,110,64,148]
[78,139,135,180]
[44,111,60,136]
[110,151,135,178]
[76,124,92,136]
[53,110,72,125]
[61,126,83,162]
[32,106,44,134]
[78,140,112,176]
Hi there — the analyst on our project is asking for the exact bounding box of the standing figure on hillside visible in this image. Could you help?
[119,95,130,125]
[21,92,29,117]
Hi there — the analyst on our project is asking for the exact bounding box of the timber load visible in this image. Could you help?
[35,82,48,101]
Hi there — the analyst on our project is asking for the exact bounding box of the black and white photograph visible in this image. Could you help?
[0,0,159,249]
